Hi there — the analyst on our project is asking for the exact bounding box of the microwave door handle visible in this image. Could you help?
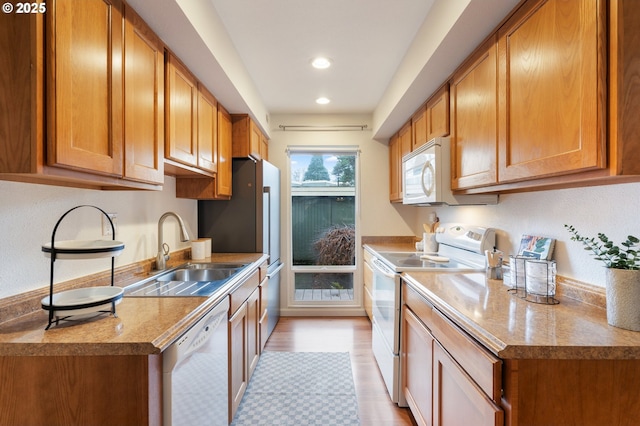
[421,160,435,197]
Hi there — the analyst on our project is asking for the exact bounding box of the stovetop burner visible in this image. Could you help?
[376,251,482,272]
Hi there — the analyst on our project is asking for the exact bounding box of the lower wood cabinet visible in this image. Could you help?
[433,341,503,426]
[228,269,261,422]
[246,287,260,379]
[259,278,269,351]
[402,279,640,425]
[402,282,503,426]
[363,250,374,321]
[229,302,248,422]
[401,306,433,426]
[0,354,162,426]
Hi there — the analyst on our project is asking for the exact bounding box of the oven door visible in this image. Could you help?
[371,257,401,354]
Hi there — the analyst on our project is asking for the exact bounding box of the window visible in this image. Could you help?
[288,148,359,304]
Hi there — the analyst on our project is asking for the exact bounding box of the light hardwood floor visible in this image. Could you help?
[263,317,416,426]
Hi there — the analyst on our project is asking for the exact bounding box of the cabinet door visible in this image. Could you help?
[197,84,218,174]
[229,303,248,422]
[388,133,402,202]
[426,85,450,140]
[498,0,605,182]
[363,253,374,321]
[246,287,260,380]
[402,306,433,426]
[165,53,198,166]
[260,133,269,161]
[217,105,233,197]
[450,35,499,189]
[399,120,413,158]
[123,4,164,184]
[47,0,124,176]
[249,120,263,160]
[412,105,428,150]
[433,342,504,426]
[259,279,269,352]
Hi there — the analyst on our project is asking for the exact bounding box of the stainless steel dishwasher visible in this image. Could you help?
[163,297,229,426]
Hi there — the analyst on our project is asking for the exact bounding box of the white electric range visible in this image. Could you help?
[369,224,495,405]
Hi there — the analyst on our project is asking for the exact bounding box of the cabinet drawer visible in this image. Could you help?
[363,256,373,291]
[430,308,501,402]
[258,261,268,283]
[229,269,260,315]
[403,283,433,327]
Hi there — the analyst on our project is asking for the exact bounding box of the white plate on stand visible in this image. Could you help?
[42,240,125,259]
[41,286,124,317]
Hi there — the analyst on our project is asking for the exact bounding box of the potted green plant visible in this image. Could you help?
[565,225,640,331]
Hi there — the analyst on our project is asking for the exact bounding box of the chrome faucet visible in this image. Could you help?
[156,212,191,270]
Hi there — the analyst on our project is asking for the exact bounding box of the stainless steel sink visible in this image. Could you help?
[124,262,249,297]
[156,267,238,282]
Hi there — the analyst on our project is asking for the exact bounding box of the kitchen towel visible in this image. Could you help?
[231,351,360,425]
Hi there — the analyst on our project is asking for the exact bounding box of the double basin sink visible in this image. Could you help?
[125,262,249,297]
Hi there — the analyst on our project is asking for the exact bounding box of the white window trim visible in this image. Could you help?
[284,147,362,312]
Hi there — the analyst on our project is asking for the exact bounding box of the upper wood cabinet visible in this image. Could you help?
[426,84,450,140]
[196,84,218,174]
[412,84,451,152]
[165,52,198,168]
[123,4,165,185]
[217,105,233,198]
[412,105,428,151]
[172,90,232,200]
[450,35,499,190]
[47,0,124,177]
[497,0,606,183]
[389,133,402,203]
[232,115,269,161]
[389,121,412,202]
[450,0,640,193]
[0,0,161,190]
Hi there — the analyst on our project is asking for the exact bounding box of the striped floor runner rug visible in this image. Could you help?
[231,351,360,425]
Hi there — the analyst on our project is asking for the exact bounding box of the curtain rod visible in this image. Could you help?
[278,124,368,132]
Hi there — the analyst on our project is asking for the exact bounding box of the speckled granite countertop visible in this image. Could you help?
[0,253,267,356]
[365,243,640,360]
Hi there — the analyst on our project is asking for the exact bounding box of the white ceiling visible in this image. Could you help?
[210,0,435,115]
[126,0,522,139]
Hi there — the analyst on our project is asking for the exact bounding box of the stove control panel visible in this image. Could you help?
[436,224,495,254]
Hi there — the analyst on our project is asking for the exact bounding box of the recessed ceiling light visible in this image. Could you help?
[316,97,330,105]
[311,57,332,69]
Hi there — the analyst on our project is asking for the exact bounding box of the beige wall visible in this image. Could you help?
[0,177,197,299]
[413,183,640,289]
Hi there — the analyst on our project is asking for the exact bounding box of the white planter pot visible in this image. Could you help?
[605,268,640,331]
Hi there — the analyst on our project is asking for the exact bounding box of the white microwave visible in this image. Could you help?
[402,137,497,206]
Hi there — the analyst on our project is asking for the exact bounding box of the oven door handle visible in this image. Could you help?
[372,257,396,278]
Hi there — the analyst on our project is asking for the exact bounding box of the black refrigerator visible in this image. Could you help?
[198,159,282,338]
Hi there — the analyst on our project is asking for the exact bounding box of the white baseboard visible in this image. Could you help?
[281,307,367,317]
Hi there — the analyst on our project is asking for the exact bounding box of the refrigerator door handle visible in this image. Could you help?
[263,186,271,259]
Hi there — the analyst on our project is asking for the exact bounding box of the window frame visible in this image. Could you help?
[285,146,361,308]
